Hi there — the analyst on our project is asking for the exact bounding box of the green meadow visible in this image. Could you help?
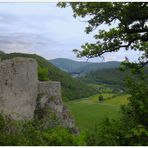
[67,93,129,131]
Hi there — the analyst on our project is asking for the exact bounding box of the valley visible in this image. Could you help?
[67,92,129,131]
[0,51,147,146]
[49,58,120,77]
[0,52,132,132]
[0,2,147,146]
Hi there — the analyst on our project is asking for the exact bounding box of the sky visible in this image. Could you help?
[0,3,142,62]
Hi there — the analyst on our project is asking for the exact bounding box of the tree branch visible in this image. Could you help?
[125,28,148,34]
[140,60,148,68]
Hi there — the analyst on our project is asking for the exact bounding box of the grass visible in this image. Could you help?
[67,93,129,131]
[105,94,129,105]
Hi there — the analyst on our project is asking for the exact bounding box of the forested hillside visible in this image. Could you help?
[0,52,98,101]
[49,58,120,75]
[80,67,148,89]
[0,51,5,55]
[80,68,127,89]
[49,58,90,72]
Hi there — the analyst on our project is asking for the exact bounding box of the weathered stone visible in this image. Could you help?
[0,57,38,120]
[38,81,62,103]
[36,81,79,134]
[0,57,78,134]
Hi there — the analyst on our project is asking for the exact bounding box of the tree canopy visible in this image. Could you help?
[58,2,148,66]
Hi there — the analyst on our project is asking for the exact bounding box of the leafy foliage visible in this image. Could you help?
[86,118,123,146]
[85,69,148,146]
[58,2,148,66]
[120,71,148,145]
[57,3,148,145]
[38,66,50,81]
[0,115,86,146]
[98,95,104,102]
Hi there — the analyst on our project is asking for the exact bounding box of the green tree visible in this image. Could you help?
[86,72,148,146]
[58,2,148,66]
[86,118,124,146]
[38,66,50,81]
[120,71,148,145]
[0,115,86,146]
[58,3,148,145]
[98,95,104,102]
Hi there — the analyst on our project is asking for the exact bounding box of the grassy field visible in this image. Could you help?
[67,93,129,131]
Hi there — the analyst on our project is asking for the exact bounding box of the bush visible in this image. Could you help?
[0,115,85,146]
[86,68,148,146]
[38,66,50,81]
[86,118,123,146]
[98,95,104,102]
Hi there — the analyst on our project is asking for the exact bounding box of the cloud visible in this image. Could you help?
[0,33,58,55]
[0,3,143,62]
[102,49,143,62]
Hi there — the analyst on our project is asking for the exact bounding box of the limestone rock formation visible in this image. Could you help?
[0,57,78,133]
[36,81,78,133]
[0,57,38,120]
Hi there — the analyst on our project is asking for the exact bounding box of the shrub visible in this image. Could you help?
[38,66,50,81]
[0,114,85,146]
[98,95,104,102]
[86,118,122,146]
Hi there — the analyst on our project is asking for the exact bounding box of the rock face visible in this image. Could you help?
[0,57,38,120]
[0,57,78,133]
[36,81,78,133]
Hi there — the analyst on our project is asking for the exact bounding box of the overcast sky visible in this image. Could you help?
[0,3,142,62]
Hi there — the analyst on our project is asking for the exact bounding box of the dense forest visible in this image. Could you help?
[50,58,120,74]
[80,67,148,89]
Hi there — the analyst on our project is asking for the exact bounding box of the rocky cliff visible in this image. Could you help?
[0,57,78,133]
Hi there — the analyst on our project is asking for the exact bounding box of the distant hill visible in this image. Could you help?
[80,67,148,89]
[49,58,91,72]
[0,52,98,101]
[80,68,127,89]
[49,58,120,75]
[0,50,5,55]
